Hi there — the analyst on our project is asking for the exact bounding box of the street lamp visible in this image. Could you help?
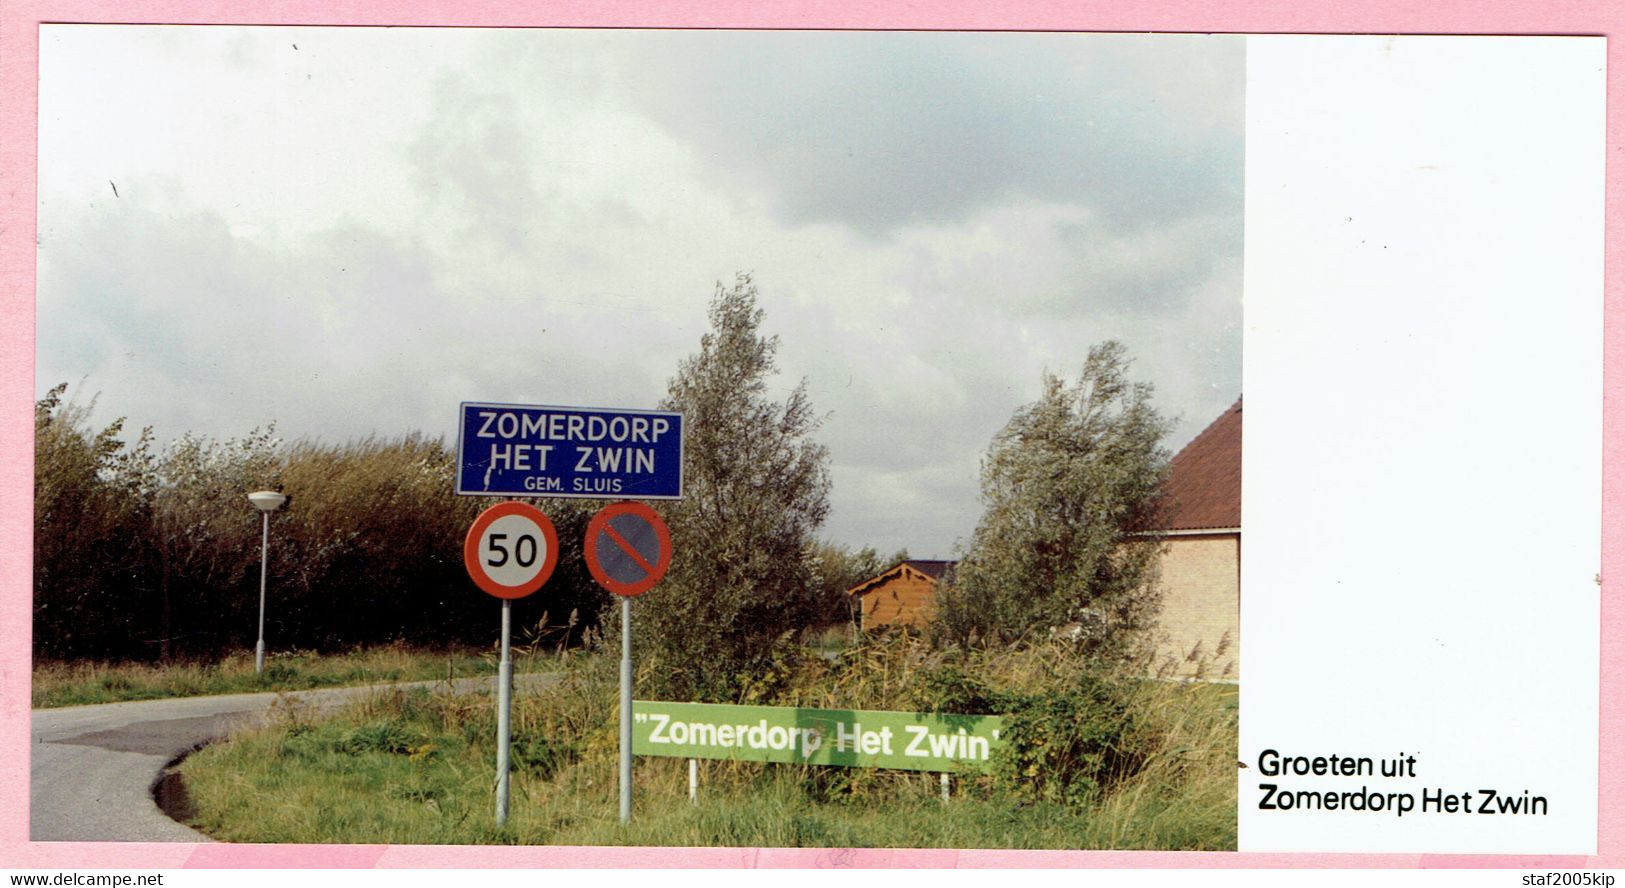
[247,490,286,675]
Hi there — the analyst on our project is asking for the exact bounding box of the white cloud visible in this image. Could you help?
[614,30,1243,235]
[36,26,1242,557]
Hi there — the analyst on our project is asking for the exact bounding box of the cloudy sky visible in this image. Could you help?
[36,26,1243,558]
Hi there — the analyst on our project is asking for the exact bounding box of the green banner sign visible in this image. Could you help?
[631,700,1005,773]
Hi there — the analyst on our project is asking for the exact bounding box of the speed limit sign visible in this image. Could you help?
[463,502,559,599]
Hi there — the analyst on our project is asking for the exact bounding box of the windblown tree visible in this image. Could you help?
[33,384,157,659]
[933,341,1174,659]
[146,427,282,660]
[642,274,832,700]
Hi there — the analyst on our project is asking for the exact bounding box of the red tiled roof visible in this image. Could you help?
[1161,398,1241,531]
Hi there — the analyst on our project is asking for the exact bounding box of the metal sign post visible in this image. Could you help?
[454,402,684,827]
[497,599,513,823]
[463,501,559,827]
[620,596,633,824]
[583,501,673,825]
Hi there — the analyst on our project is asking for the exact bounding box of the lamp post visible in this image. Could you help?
[247,490,286,675]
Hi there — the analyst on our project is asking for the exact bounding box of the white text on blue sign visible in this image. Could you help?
[456,403,684,499]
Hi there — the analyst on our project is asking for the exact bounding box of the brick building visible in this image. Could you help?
[1152,398,1241,679]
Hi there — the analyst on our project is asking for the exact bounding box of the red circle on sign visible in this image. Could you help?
[464,502,559,599]
[584,501,672,597]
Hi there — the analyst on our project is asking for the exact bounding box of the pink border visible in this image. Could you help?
[1,0,1619,871]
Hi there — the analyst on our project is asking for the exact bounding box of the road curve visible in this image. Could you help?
[31,676,539,842]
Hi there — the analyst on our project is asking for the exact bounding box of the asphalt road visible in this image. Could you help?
[30,676,539,843]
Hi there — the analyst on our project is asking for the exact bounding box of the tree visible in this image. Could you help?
[640,274,831,700]
[34,384,615,660]
[272,436,605,651]
[933,341,1173,658]
[145,427,282,660]
[807,542,910,630]
[34,384,157,659]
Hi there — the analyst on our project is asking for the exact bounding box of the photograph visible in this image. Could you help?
[27,26,1244,851]
[6,6,1617,880]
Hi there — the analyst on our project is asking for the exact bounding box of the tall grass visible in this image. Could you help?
[176,636,1236,848]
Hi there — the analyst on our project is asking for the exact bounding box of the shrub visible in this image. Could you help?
[510,732,574,778]
[989,675,1144,807]
[907,664,1001,714]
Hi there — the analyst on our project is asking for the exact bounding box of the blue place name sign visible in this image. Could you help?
[456,402,685,499]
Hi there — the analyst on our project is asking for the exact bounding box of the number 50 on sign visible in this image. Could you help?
[463,501,559,599]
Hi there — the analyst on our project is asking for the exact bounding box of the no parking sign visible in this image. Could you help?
[585,500,675,825]
[584,501,672,597]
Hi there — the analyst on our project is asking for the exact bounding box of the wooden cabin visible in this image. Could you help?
[846,560,956,630]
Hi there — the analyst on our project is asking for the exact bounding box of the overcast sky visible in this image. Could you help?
[36,26,1243,558]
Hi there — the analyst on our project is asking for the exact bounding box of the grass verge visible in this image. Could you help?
[176,641,1236,849]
